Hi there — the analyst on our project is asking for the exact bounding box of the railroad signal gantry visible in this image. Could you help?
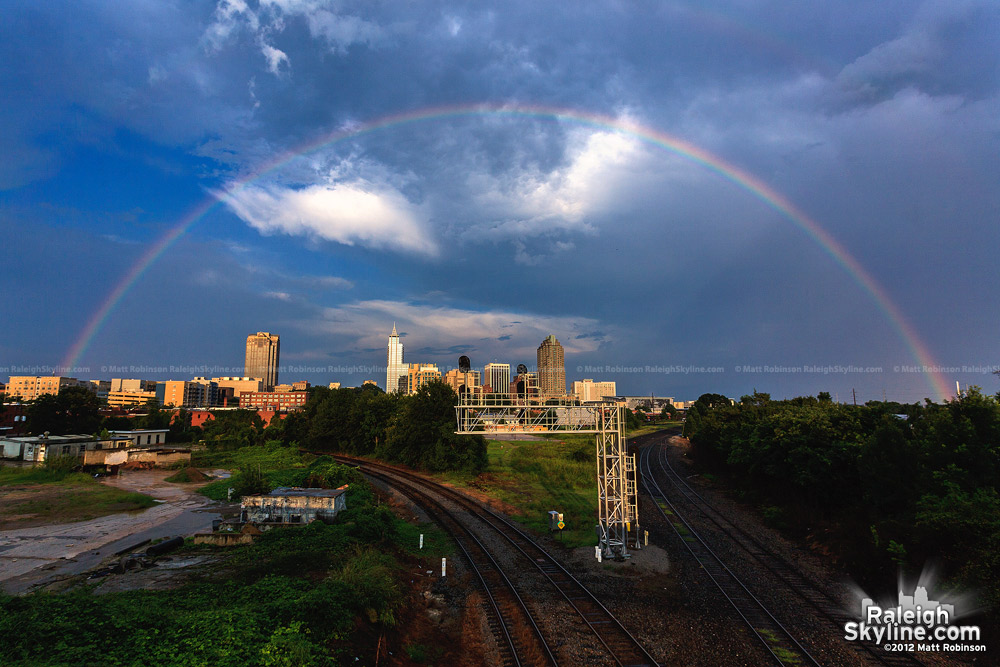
[454,392,641,560]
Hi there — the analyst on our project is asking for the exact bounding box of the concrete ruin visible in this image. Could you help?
[239,486,348,526]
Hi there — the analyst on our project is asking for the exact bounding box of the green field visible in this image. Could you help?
[438,434,593,547]
[0,465,157,529]
[436,424,677,546]
[628,421,683,437]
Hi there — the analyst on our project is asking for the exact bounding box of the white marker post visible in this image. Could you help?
[441,558,447,577]
[595,546,602,563]
[419,534,424,549]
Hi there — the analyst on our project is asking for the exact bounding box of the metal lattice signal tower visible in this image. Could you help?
[455,393,640,559]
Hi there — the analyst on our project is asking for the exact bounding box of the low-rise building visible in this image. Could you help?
[107,390,157,409]
[618,396,677,412]
[108,429,169,447]
[443,368,481,395]
[273,381,311,393]
[573,379,618,402]
[0,402,29,436]
[158,380,218,408]
[240,390,309,411]
[210,376,264,399]
[125,448,191,467]
[240,487,348,525]
[87,380,111,402]
[0,434,131,462]
[5,376,87,400]
[111,379,157,393]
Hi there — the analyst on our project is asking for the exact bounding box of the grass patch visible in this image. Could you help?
[395,521,452,558]
[196,442,318,501]
[0,464,75,486]
[405,643,443,663]
[0,470,157,529]
[438,437,598,547]
[627,421,683,437]
[756,628,802,665]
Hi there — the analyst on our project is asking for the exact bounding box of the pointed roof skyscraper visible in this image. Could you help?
[386,324,405,393]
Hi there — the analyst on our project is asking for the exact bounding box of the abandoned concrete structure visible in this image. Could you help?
[240,486,347,525]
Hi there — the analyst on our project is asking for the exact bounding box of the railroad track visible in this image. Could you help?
[639,444,822,666]
[643,436,926,667]
[360,465,553,667]
[335,455,658,667]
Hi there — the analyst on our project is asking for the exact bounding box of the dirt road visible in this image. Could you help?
[0,470,224,594]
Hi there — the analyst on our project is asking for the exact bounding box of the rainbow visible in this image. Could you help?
[60,103,952,400]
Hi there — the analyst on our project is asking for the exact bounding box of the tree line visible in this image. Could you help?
[13,381,487,474]
[683,387,1000,609]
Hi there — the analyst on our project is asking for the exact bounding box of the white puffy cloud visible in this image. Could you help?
[260,44,290,74]
[463,126,660,240]
[219,181,437,256]
[300,10,385,51]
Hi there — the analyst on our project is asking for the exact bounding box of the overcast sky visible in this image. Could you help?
[2,0,998,402]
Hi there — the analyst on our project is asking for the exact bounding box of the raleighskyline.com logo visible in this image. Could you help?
[844,586,984,654]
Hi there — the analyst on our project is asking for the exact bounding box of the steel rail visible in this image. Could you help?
[645,435,925,667]
[362,465,555,667]
[639,445,822,666]
[337,455,658,667]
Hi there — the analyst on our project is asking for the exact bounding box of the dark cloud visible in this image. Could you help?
[1,0,998,401]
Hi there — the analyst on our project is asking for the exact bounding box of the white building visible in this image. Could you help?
[484,363,511,395]
[385,323,406,394]
[108,429,169,447]
[573,379,617,402]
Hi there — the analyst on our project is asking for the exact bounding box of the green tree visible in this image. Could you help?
[380,381,486,472]
[26,387,102,435]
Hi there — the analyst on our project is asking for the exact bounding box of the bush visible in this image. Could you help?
[233,465,270,497]
[43,454,79,476]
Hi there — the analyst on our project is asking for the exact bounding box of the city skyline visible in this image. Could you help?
[2,2,998,404]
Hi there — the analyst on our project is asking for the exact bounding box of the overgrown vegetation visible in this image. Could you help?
[0,456,430,666]
[683,388,1000,608]
[439,435,599,546]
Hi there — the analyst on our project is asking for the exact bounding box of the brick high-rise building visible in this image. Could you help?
[245,332,280,390]
[537,335,566,397]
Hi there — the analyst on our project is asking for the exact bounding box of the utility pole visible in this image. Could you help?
[852,388,857,406]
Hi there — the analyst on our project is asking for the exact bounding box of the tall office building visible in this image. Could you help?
[386,324,406,393]
[245,332,280,390]
[537,335,566,397]
[484,363,511,394]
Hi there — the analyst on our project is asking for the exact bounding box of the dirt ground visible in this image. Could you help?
[0,469,226,594]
